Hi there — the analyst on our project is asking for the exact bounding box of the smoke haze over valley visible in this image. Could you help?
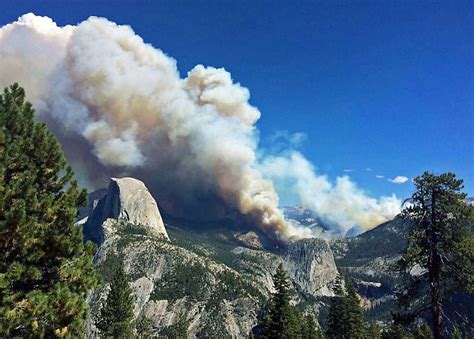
[0,13,403,240]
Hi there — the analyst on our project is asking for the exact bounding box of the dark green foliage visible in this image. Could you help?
[259,264,321,338]
[260,263,297,338]
[381,323,409,339]
[325,275,365,339]
[367,322,381,339]
[345,279,364,339]
[96,253,123,282]
[301,314,324,339]
[415,323,433,339]
[393,172,474,339]
[160,315,190,339]
[0,84,99,337]
[97,266,135,338]
[166,225,242,269]
[326,275,347,339]
[150,262,209,302]
[136,315,154,339]
[452,324,462,339]
[207,270,265,309]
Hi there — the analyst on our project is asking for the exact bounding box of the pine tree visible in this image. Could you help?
[381,323,409,339]
[302,314,324,339]
[97,265,135,338]
[345,279,364,339]
[452,325,462,339]
[0,83,99,337]
[325,275,348,339]
[325,274,364,339]
[259,263,304,338]
[136,314,154,338]
[415,323,433,339]
[393,172,474,339]
[161,315,190,339]
[260,263,293,338]
[367,322,381,339]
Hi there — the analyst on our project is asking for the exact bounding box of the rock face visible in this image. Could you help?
[285,239,338,297]
[83,177,168,243]
[82,177,341,338]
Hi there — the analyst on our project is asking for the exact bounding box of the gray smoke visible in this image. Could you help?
[0,14,401,241]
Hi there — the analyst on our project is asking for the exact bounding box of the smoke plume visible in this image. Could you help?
[0,13,401,241]
[260,152,401,235]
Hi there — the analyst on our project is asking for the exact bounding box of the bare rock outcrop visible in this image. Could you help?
[83,177,169,243]
[285,238,339,297]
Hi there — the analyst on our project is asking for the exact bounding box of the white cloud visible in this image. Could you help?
[260,152,401,235]
[365,168,373,171]
[375,175,385,179]
[390,176,409,184]
[343,169,354,173]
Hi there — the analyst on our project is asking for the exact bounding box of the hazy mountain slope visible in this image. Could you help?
[329,218,411,321]
[332,217,474,333]
[82,178,339,338]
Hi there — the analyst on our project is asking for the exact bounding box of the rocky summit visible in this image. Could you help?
[79,177,343,338]
[83,177,169,244]
[79,177,473,338]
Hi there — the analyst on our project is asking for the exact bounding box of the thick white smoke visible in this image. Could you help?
[260,151,401,235]
[0,13,401,241]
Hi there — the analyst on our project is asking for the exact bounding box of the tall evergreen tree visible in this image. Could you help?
[381,323,409,339]
[325,275,348,339]
[325,275,364,339]
[415,323,433,339]
[136,314,154,339]
[260,263,303,338]
[452,325,462,339]
[0,84,99,337]
[302,314,324,339]
[393,172,474,339]
[97,265,135,338]
[345,279,365,339]
[161,315,190,339]
[367,322,381,339]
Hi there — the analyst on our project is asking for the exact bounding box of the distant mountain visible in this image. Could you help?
[331,218,474,334]
[81,179,339,338]
[79,183,473,337]
[281,206,330,235]
[330,218,411,321]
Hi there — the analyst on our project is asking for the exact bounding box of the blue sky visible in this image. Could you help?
[2,0,473,199]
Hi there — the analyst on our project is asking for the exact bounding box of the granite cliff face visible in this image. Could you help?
[80,177,340,338]
[285,239,338,297]
[83,177,169,244]
[81,184,474,337]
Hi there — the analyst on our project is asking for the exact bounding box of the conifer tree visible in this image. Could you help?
[415,323,433,339]
[381,323,409,339]
[325,275,364,339]
[161,315,190,339]
[393,172,474,339]
[97,265,135,338]
[260,263,303,338]
[0,84,99,336]
[367,322,381,339]
[345,279,364,339]
[302,314,324,339]
[325,275,348,339]
[136,314,154,339]
[452,325,462,339]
